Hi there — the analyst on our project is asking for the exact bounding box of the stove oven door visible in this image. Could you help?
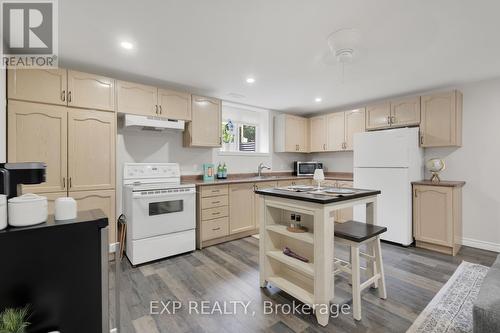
[130,189,195,240]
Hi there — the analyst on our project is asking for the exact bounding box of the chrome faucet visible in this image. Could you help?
[258,162,271,176]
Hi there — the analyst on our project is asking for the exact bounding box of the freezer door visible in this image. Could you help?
[353,167,413,246]
[353,127,420,168]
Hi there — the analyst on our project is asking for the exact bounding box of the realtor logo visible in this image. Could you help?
[1,0,58,68]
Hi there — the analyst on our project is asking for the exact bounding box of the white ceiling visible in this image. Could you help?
[60,0,500,113]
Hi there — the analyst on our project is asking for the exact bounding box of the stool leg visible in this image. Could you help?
[368,242,379,289]
[374,237,387,299]
[351,245,361,321]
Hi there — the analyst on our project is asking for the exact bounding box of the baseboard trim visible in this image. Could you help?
[462,237,500,253]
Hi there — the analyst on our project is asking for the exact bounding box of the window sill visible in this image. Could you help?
[217,151,270,157]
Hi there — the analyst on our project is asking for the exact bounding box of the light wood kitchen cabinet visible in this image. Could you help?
[67,110,115,191]
[274,114,309,152]
[8,101,68,193]
[254,181,278,229]
[184,95,221,147]
[71,190,116,243]
[366,102,391,130]
[157,89,191,120]
[116,80,157,116]
[390,96,420,127]
[67,70,115,111]
[229,183,255,234]
[335,181,354,222]
[309,115,327,152]
[344,108,366,150]
[8,68,67,105]
[413,181,464,255]
[326,112,345,151]
[197,184,230,248]
[420,90,463,147]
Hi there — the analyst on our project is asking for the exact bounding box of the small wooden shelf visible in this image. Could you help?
[266,224,314,244]
[266,251,314,277]
[267,276,314,305]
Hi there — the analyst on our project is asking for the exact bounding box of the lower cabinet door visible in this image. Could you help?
[413,185,453,246]
[229,183,255,234]
[254,181,278,229]
[70,190,116,244]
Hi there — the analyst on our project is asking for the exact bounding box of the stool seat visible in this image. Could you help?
[334,220,387,243]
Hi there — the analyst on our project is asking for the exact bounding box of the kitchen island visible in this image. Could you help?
[255,186,380,326]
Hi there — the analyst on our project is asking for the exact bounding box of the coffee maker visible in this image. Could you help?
[0,162,46,198]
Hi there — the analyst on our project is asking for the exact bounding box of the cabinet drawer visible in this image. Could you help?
[202,217,229,241]
[200,185,228,197]
[201,206,229,220]
[201,195,228,209]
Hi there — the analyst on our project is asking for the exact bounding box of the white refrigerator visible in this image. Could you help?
[353,127,423,246]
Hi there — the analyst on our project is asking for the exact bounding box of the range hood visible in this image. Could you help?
[123,114,185,131]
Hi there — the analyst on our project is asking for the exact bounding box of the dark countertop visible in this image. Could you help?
[0,209,108,235]
[412,180,466,187]
[255,187,381,204]
[181,172,353,186]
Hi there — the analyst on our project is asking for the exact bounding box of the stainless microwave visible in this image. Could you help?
[293,161,323,176]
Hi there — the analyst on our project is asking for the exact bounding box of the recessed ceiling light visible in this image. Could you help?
[120,41,134,50]
[315,97,323,103]
[246,77,255,84]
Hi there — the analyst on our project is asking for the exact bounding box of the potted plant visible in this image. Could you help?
[0,306,30,333]
[222,120,236,151]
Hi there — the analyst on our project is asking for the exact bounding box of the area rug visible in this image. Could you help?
[407,261,489,333]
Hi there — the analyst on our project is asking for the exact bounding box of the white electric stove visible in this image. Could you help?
[123,163,195,265]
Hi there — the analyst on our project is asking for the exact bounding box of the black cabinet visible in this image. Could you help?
[0,210,108,333]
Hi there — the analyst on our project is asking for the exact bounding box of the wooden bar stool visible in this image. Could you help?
[333,220,387,321]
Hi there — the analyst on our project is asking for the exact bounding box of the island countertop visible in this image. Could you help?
[255,187,381,204]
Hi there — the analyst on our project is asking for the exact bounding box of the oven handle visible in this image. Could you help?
[131,191,195,199]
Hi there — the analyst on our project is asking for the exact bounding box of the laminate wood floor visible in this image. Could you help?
[112,238,497,333]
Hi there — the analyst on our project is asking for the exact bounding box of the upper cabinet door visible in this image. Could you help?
[345,108,366,150]
[7,101,67,193]
[67,70,115,111]
[310,115,327,152]
[390,96,420,127]
[116,80,157,116]
[187,95,221,147]
[366,102,391,130]
[420,90,462,147]
[8,68,67,105]
[68,109,115,191]
[326,112,345,151]
[285,115,307,152]
[157,89,191,121]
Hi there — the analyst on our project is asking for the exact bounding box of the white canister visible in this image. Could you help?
[8,193,48,227]
[0,195,7,230]
[54,197,77,220]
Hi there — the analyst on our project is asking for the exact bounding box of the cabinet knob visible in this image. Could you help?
[61,90,66,102]
[159,105,163,114]
[155,105,158,115]
[387,116,391,125]
[68,91,72,103]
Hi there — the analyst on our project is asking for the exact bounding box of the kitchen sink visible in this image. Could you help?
[252,175,279,180]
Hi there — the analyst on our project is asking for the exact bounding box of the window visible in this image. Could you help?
[220,102,269,154]
[221,120,258,152]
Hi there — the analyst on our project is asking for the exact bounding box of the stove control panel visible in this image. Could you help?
[124,163,181,180]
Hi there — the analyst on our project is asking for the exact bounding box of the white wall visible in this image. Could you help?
[116,110,302,214]
[0,69,6,163]
[425,78,500,252]
[309,151,353,172]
